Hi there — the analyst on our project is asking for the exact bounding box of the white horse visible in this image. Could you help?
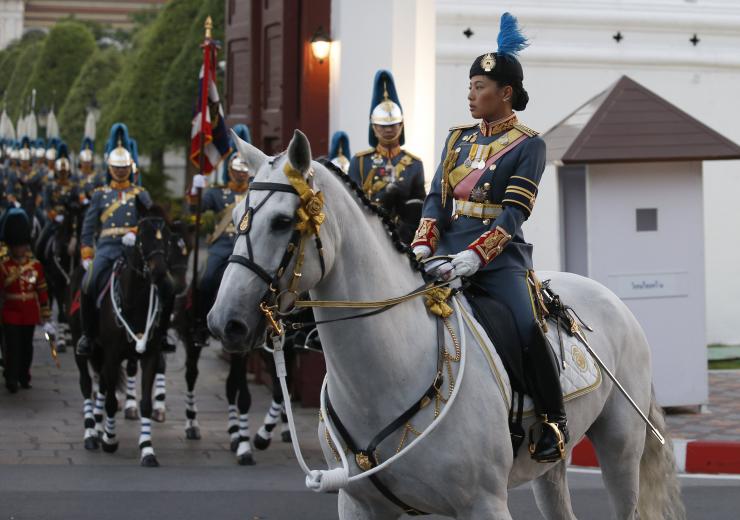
[208,130,685,519]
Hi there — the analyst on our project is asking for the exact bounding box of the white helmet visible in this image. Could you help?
[370,98,403,126]
[45,148,57,161]
[55,157,71,172]
[19,147,32,162]
[108,145,132,168]
[79,149,93,163]
[34,147,45,159]
[229,154,249,174]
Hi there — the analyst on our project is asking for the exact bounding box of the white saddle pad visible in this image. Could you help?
[459,301,602,417]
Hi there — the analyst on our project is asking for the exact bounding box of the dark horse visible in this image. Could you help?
[90,205,173,466]
[37,201,85,352]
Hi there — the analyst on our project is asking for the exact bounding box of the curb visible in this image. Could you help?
[571,437,740,475]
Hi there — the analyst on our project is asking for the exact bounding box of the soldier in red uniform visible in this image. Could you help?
[0,208,54,393]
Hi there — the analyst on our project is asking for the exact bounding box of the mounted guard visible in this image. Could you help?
[328,131,351,174]
[189,123,252,346]
[410,14,569,463]
[75,123,159,357]
[347,70,426,243]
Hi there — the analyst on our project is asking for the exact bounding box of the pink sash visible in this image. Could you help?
[453,135,528,200]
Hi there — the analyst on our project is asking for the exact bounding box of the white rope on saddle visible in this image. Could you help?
[273,294,468,493]
[110,271,159,354]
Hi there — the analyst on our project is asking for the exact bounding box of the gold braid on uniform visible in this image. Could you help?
[410,218,440,253]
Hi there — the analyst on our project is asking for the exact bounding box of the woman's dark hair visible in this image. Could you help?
[494,79,529,111]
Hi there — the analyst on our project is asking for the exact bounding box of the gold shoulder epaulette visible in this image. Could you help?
[448,122,477,132]
[355,148,376,157]
[514,123,539,137]
[401,150,421,162]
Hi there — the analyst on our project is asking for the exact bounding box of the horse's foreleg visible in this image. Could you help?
[234,354,254,466]
[225,355,240,452]
[531,461,578,520]
[152,353,166,422]
[124,358,139,420]
[74,354,98,450]
[102,374,119,453]
[184,342,202,440]
[94,389,105,437]
[139,354,159,467]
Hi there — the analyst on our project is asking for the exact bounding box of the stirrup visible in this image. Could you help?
[528,419,566,463]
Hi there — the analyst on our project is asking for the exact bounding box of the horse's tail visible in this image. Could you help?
[637,387,686,519]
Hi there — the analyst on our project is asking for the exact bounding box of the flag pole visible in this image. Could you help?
[192,16,213,331]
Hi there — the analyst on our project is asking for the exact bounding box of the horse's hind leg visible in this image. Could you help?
[152,353,166,422]
[531,461,577,520]
[587,392,646,519]
[124,357,139,420]
[139,352,159,467]
[337,491,400,520]
[184,341,202,439]
[254,351,285,450]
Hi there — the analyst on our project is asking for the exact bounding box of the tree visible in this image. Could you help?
[58,48,123,147]
[4,40,45,121]
[22,21,96,117]
[158,0,225,150]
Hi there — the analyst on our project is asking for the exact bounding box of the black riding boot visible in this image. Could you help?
[76,291,98,357]
[526,322,569,463]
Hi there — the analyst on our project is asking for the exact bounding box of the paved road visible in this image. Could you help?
[1,336,739,519]
[1,465,738,519]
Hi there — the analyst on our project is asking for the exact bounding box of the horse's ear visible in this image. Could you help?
[230,129,267,175]
[287,129,312,175]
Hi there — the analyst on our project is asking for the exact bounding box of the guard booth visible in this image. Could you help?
[543,76,740,407]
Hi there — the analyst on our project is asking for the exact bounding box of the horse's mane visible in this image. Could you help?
[317,158,423,274]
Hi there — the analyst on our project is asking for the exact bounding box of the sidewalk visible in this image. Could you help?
[573,371,740,474]
[0,330,323,468]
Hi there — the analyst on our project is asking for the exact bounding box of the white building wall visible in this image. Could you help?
[435,0,740,345]
[0,0,24,49]
[330,0,436,171]
[586,162,707,406]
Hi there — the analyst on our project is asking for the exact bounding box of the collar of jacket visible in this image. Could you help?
[480,113,518,137]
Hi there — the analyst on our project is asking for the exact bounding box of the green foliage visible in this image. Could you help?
[4,40,45,121]
[158,0,225,149]
[102,0,203,155]
[58,48,123,146]
[22,21,96,116]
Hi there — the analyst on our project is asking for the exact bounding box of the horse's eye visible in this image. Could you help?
[271,215,294,231]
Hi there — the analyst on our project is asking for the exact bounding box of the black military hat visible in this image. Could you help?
[0,208,31,246]
[469,13,528,84]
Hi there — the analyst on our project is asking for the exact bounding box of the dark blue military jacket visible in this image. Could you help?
[43,176,80,217]
[347,147,426,205]
[421,119,545,271]
[194,183,248,250]
[81,182,153,250]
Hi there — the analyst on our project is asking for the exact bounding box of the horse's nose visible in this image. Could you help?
[224,319,248,339]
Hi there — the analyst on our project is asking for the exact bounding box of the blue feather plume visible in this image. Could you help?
[497,12,529,58]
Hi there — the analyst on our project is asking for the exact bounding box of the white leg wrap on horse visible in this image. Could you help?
[185,418,200,429]
[139,417,152,447]
[140,446,155,458]
[94,392,105,417]
[153,374,166,410]
[228,405,239,439]
[239,414,250,440]
[259,400,282,439]
[84,427,97,439]
[103,417,116,444]
[237,440,252,457]
[185,391,197,414]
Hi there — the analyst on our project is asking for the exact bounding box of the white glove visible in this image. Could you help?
[190,174,207,195]
[81,197,90,206]
[450,249,482,278]
[122,231,137,247]
[82,259,92,271]
[13,201,21,208]
[54,214,64,224]
[43,321,56,337]
[412,245,431,260]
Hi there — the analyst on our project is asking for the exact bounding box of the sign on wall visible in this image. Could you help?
[607,272,689,300]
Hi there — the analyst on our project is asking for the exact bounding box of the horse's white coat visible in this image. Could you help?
[209,131,685,519]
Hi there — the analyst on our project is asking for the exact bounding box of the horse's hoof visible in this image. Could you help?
[141,454,159,467]
[124,407,139,420]
[101,440,119,453]
[152,409,166,423]
[237,453,256,466]
[84,436,99,451]
[185,426,201,440]
[281,430,292,443]
[230,438,240,453]
[253,434,271,451]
